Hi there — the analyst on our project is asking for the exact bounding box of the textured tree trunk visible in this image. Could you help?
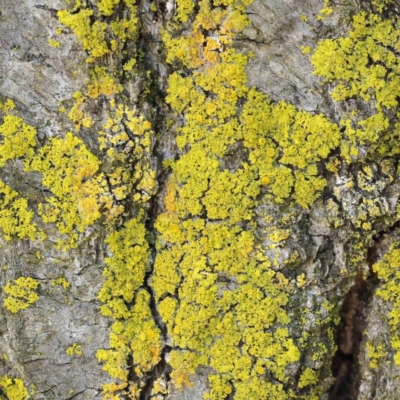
[1,0,400,399]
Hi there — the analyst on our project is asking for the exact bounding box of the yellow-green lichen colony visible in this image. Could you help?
[311,1,400,162]
[96,217,162,398]
[3,277,40,314]
[3,0,400,398]
[0,1,158,396]
[310,0,400,376]
[55,0,161,398]
[0,0,339,397]
[152,0,345,398]
[369,242,400,366]
[66,343,83,357]
[57,0,138,63]
[0,376,29,400]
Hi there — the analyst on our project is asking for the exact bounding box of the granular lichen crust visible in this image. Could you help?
[3,0,400,398]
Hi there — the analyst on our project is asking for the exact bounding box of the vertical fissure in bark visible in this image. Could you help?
[329,268,375,400]
[138,188,172,400]
[126,1,174,397]
[329,227,395,400]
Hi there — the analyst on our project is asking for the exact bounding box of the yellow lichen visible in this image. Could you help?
[51,277,71,289]
[317,0,333,20]
[311,10,400,160]
[175,0,195,22]
[123,58,136,72]
[67,91,92,131]
[66,343,83,356]
[43,0,350,397]
[47,0,366,397]
[372,0,394,12]
[97,218,162,397]
[54,3,161,391]
[366,341,388,369]
[48,38,61,48]
[0,181,38,241]
[0,113,37,167]
[151,0,346,396]
[98,0,120,16]
[87,67,123,99]
[0,376,29,400]
[298,367,319,388]
[3,277,40,313]
[0,99,15,113]
[296,273,307,289]
[57,9,109,62]
[373,243,400,365]
[25,132,108,248]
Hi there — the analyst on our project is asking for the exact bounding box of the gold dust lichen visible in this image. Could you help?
[57,9,109,62]
[372,243,400,365]
[0,107,37,167]
[0,376,29,400]
[98,0,120,16]
[99,103,157,209]
[25,132,109,249]
[154,0,325,396]
[97,217,162,398]
[66,343,83,356]
[3,277,40,313]
[0,181,38,241]
[51,277,71,290]
[311,9,400,160]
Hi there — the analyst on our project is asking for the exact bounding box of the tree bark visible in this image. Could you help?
[1,0,400,399]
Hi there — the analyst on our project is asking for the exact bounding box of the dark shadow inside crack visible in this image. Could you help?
[329,234,385,400]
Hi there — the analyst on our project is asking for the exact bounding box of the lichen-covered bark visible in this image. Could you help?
[2,0,400,399]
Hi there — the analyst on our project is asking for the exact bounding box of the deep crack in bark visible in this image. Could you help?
[128,0,173,396]
[138,190,172,400]
[329,225,400,400]
[329,268,376,400]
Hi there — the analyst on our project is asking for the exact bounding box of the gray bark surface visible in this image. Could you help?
[1,0,399,399]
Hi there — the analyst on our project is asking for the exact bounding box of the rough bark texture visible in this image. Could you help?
[1,0,400,399]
